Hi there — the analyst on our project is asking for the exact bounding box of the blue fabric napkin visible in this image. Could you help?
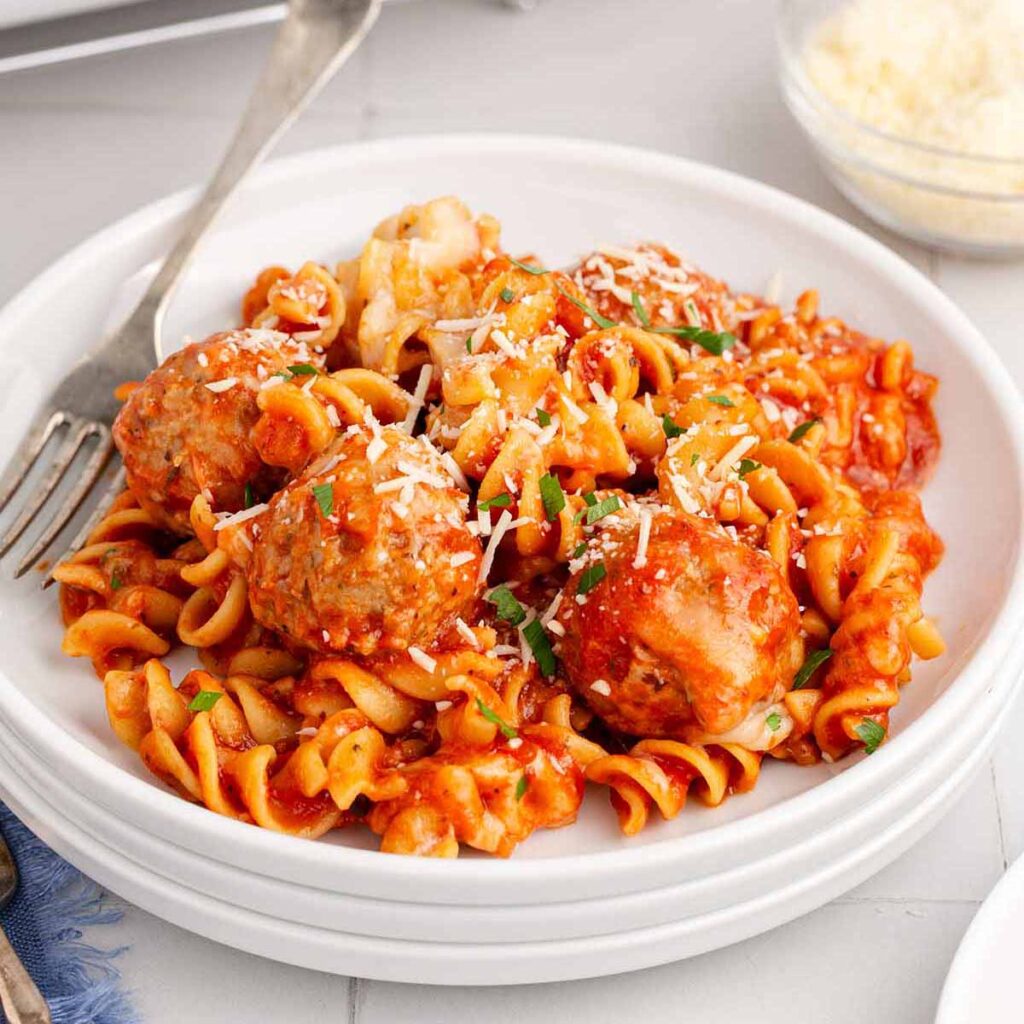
[0,804,137,1024]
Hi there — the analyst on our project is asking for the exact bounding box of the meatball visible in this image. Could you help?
[563,243,740,338]
[113,329,322,534]
[247,424,482,656]
[556,507,802,739]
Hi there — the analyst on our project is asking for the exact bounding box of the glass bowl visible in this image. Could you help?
[777,0,1024,257]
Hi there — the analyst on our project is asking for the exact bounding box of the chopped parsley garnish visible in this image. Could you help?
[662,414,685,439]
[466,336,473,354]
[651,326,737,355]
[690,452,700,466]
[571,542,588,559]
[577,561,607,595]
[536,407,552,427]
[478,492,512,511]
[573,491,601,524]
[109,572,123,591]
[792,648,833,690]
[630,290,651,328]
[683,299,701,327]
[555,283,617,330]
[737,458,761,478]
[586,495,622,525]
[487,584,526,626]
[508,256,549,276]
[312,482,334,518]
[788,417,821,443]
[287,363,318,376]
[854,718,886,755]
[476,697,518,739]
[539,473,566,521]
[766,712,782,732]
[522,619,557,676]
[706,394,735,408]
[188,690,223,713]
[243,482,255,509]
[499,286,515,303]
[515,774,529,800]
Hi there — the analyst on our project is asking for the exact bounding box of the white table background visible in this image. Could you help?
[2,1,1023,1021]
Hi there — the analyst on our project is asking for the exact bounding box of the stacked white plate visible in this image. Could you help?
[1,137,1022,985]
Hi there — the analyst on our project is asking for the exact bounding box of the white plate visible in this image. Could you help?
[1,136,1022,907]
[1,635,1020,947]
[937,853,1024,1023]
[0,693,1007,985]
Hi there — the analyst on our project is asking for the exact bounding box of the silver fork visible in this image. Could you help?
[0,0,381,580]
[0,830,50,1024]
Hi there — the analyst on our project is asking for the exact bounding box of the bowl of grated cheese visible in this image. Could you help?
[778,0,1024,256]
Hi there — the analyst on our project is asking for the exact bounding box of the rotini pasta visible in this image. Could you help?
[54,196,943,856]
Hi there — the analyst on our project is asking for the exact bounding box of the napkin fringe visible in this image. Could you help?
[1,807,136,1024]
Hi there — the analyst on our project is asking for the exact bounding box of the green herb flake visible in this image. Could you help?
[706,394,735,408]
[662,414,685,439]
[690,452,700,466]
[466,336,473,354]
[287,363,318,376]
[766,712,782,732]
[478,492,512,511]
[788,417,821,444]
[586,495,622,525]
[476,697,518,739]
[555,283,617,330]
[577,561,607,595]
[684,299,701,327]
[486,584,526,626]
[515,774,529,801]
[188,690,223,713]
[539,473,566,521]
[508,256,549,276]
[571,542,588,559]
[536,407,552,427]
[572,490,601,525]
[499,286,515,303]
[312,482,334,518]
[522,619,557,677]
[244,482,255,509]
[652,325,737,355]
[737,458,761,479]
[855,718,886,755]
[792,648,833,690]
[630,290,651,328]
[109,572,123,591]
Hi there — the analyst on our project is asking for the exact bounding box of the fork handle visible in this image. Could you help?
[117,0,381,363]
[0,925,50,1024]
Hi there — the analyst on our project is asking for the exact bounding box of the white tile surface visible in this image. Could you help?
[1,0,1020,1020]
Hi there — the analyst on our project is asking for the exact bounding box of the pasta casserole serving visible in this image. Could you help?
[54,196,944,857]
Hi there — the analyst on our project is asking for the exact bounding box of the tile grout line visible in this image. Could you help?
[990,759,1010,870]
[348,976,361,1024]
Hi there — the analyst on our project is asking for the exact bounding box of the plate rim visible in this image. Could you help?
[2,132,1023,889]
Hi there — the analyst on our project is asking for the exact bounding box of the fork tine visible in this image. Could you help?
[15,424,114,579]
[0,419,94,561]
[42,463,127,590]
[0,409,68,517]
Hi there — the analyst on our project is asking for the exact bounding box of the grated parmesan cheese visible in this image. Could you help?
[408,647,437,674]
[802,0,1024,245]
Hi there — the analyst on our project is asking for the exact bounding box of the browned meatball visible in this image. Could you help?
[247,425,482,656]
[113,329,322,534]
[556,507,802,740]
[563,243,740,338]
